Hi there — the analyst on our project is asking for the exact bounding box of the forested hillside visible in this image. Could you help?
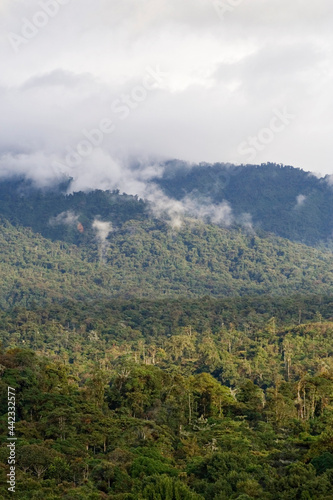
[1,298,333,499]
[0,219,111,309]
[2,163,333,248]
[3,217,333,309]
[1,166,333,499]
[154,162,333,246]
[0,179,147,246]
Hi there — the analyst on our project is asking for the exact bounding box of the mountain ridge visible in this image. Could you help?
[2,162,333,247]
[153,162,333,245]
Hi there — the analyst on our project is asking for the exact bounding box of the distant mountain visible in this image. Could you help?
[2,162,332,248]
[154,162,333,246]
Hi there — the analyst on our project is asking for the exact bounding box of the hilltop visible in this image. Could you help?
[154,162,333,246]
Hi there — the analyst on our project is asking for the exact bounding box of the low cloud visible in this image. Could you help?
[295,194,307,208]
[49,210,79,226]
[237,212,254,231]
[0,0,332,182]
[325,175,333,187]
[92,219,114,263]
[144,184,233,228]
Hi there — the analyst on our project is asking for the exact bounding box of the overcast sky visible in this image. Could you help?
[1,0,333,192]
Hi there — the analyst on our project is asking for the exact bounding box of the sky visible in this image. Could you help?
[0,0,333,193]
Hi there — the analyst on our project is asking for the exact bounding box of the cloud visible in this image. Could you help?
[237,212,254,231]
[295,194,307,208]
[0,0,332,191]
[49,210,79,227]
[325,174,333,186]
[92,219,114,263]
[143,184,233,228]
[21,69,95,91]
[0,152,67,187]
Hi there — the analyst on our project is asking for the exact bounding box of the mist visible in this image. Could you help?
[92,219,114,263]
[0,0,332,189]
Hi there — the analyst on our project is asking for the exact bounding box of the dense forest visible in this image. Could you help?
[1,165,333,498]
[3,163,333,247]
[3,213,333,309]
[154,162,333,246]
[1,297,333,499]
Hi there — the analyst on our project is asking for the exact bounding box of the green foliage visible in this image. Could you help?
[140,475,204,499]
[2,171,333,310]
[3,214,333,309]
[1,299,333,498]
[2,171,333,498]
[4,163,333,247]
[155,162,333,246]
[311,453,333,475]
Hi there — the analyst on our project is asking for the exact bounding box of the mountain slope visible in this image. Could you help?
[2,163,333,248]
[154,162,333,245]
[2,217,333,308]
[0,178,148,246]
[0,219,114,308]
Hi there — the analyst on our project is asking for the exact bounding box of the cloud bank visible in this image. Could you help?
[0,0,332,193]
